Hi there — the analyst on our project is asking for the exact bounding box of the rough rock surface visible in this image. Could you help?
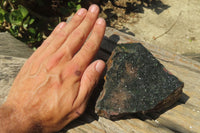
[95,43,184,119]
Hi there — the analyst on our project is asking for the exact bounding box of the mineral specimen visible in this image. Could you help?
[95,43,184,120]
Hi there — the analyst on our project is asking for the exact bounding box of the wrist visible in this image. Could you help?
[0,104,43,133]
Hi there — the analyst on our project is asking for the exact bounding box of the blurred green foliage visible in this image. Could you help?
[0,0,81,48]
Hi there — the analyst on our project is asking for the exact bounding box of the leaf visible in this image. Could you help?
[28,27,36,35]
[29,18,35,25]
[23,16,30,29]
[0,8,6,15]
[68,2,72,7]
[0,8,6,23]
[18,5,29,19]
[37,32,42,41]
[9,25,19,37]
[23,16,35,29]
[76,4,81,11]
[9,10,23,26]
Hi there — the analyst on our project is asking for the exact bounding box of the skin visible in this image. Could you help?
[0,4,106,133]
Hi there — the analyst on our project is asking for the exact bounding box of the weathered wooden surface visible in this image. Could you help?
[0,32,33,105]
[0,32,33,58]
[0,56,27,105]
[0,30,200,133]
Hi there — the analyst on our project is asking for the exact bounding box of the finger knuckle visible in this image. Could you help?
[71,13,84,23]
[84,41,98,52]
[54,22,64,33]
[57,30,67,38]
[85,13,95,23]
[73,29,85,42]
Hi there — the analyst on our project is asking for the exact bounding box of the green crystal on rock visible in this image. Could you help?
[95,43,184,119]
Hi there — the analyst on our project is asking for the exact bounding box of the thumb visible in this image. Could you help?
[73,60,105,111]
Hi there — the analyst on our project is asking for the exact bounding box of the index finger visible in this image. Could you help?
[72,17,106,70]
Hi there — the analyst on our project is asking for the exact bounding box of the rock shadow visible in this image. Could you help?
[96,34,120,61]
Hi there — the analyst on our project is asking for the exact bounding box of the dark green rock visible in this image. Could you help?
[95,43,184,119]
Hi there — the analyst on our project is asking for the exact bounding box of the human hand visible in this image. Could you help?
[1,4,106,133]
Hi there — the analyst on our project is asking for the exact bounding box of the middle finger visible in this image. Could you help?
[56,5,100,62]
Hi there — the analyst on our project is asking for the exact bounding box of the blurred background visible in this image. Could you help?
[0,0,200,62]
[0,0,165,48]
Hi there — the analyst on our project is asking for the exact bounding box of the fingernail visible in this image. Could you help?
[96,18,105,25]
[96,61,105,73]
[89,4,98,13]
[58,22,66,28]
[77,8,86,16]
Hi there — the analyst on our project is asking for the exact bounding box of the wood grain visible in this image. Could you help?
[1,30,200,133]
